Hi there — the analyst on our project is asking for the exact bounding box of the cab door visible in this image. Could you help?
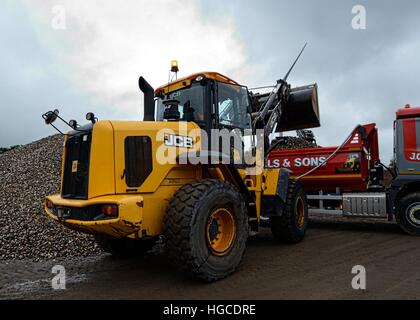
[214,82,253,166]
[396,117,420,174]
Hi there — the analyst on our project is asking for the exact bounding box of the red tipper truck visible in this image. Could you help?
[268,105,420,236]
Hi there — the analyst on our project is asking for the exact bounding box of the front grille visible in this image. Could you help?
[124,136,153,187]
[62,128,92,199]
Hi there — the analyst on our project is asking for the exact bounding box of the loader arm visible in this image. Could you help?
[250,43,320,155]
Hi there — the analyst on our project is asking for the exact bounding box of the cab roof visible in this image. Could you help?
[396,105,420,119]
[155,72,240,95]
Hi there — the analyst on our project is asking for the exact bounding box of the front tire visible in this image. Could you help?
[164,179,248,282]
[270,180,308,243]
[396,192,420,236]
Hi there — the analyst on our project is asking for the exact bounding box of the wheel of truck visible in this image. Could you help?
[94,235,156,258]
[270,180,308,243]
[163,179,248,282]
[396,193,420,236]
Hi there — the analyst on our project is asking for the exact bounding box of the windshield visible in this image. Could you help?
[156,84,205,123]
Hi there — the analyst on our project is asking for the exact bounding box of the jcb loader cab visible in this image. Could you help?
[44,54,320,281]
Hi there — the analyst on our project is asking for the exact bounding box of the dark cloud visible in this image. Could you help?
[0,1,111,147]
[2,0,419,163]
[200,0,420,161]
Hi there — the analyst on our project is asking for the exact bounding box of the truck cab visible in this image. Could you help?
[388,105,420,234]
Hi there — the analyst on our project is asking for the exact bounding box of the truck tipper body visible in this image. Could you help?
[268,105,420,235]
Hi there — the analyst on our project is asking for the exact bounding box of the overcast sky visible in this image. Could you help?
[1,0,419,162]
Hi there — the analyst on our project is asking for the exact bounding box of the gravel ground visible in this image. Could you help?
[1,217,419,300]
[0,135,101,261]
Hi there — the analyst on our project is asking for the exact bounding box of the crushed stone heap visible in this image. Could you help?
[0,135,101,261]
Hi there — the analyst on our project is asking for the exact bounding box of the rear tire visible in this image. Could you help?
[270,180,308,243]
[396,192,420,236]
[94,236,156,258]
[164,179,248,282]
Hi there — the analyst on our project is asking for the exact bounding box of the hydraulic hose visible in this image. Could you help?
[295,125,362,180]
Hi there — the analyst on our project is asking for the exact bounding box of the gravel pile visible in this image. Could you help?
[0,135,101,261]
[0,133,317,262]
[271,136,318,151]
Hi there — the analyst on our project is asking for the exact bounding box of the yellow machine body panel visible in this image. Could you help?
[88,121,116,199]
[111,120,201,194]
[46,119,285,238]
[262,169,281,196]
[44,70,291,241]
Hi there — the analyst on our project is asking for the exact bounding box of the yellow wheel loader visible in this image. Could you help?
[43,46,320,281]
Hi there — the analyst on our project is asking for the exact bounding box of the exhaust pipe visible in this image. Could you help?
[139,76,155,121]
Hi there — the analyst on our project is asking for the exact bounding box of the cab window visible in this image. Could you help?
[218,83,251,130]
[156,83,205,123]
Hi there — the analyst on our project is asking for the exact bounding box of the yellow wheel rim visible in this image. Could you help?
[206,208,237,256]
[296,196,305,228]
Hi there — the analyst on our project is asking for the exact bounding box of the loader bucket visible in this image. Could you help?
[276,83,320,132]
